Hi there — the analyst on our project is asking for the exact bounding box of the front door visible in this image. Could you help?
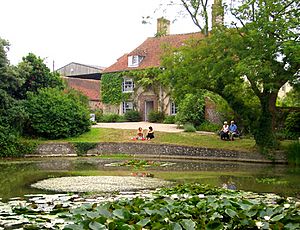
[145,101,154,121]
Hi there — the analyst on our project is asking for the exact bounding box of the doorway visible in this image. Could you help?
[145,101,154,121]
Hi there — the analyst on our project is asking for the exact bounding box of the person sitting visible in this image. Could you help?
[229,120,238,141]
[131,127,145,140]
[220,121,229,140]
[146,126,154,140]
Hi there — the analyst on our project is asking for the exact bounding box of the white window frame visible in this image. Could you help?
[128,55,144,67]
[122,101,133,114]
[170,101,177,115]
[122,78,134,93]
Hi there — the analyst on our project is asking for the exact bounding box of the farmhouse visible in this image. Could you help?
[102,18,207,121]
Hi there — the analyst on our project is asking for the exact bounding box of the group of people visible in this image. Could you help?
[220,120,238,141]
[131,126,155,141]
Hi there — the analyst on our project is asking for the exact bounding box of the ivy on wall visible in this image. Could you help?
[101,73,124,105]
[101,68,165,106]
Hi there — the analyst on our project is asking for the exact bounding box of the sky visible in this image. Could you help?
[1,0,203,70]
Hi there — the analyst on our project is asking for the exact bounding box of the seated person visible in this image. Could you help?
[220,121,229,140]
[229,120,238,140]
[136,127,144,140]
[131,127,145,140]
[146,126,154,140]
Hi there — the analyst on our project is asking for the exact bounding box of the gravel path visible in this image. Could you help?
[31,176,173,193]
[92,122,182,133]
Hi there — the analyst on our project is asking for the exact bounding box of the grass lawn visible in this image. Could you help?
[49,127,259,152]
[36,127,293,153]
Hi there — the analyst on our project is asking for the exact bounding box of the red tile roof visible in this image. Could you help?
[63,77,100,101]
[104,32,205,73]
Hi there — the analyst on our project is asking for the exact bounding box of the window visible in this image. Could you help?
[122,78,134,92]
[128,55,144,67]
[170,102,177,115]
[122,101,133,113]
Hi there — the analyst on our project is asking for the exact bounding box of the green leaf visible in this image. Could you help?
[180,219,195,230]
[136,218,150,227]
[225,208,237,218]
[87,212,100,219]
[271,213,285,222]
[113,209,130,220]
[205,220,223,230]
[89,221,106,230]
[170,222,183,230]
[96,207,113,218]
[64,224,85,230]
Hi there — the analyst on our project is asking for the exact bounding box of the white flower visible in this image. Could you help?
[256,221,263,229]
[164,217,169,222]
[264,216,270,221]
[198,194,205,198]
[170,194,179,199]
[284,203,290,209]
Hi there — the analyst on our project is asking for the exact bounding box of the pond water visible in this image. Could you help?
[0,157,299,201]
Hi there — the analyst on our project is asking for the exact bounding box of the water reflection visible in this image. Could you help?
[0,157,299,201]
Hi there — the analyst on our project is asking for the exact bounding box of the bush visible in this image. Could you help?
[175,94,205,127]
[183,123,196,132]
[94,109,103,122]
[73,142,97,156]
[0,126,20,157]
[124,110,141,122]
[148,111,165,123]
[197,121,220,132]
[287,142,300,166]
[284,112,300,139]
[101,113,125,122]
[163,115,176,124]
[25,88,91,139]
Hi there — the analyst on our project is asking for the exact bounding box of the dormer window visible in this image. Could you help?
[128,55,144,67]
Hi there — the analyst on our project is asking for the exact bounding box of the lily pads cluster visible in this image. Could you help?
[104,160,176,169]
[1,183,299,229]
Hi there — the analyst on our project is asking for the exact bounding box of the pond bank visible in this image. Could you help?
[29,142,287,164]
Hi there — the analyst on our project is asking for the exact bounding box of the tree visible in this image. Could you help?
[16,53,64,99]
[0,38,27,156]
[162,0,300,151]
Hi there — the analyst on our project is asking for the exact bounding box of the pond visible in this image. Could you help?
[0,157,300,202]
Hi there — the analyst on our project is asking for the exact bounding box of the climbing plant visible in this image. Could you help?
[101,73,124,105]
[101,68,165,106]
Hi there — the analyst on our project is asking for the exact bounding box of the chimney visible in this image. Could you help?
[156,17,170,37]
[212,0,224,28]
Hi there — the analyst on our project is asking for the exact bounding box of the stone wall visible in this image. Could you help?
[32,142,287,163]
[34,142,76,157]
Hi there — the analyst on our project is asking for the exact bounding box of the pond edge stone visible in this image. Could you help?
[28,142,287,163]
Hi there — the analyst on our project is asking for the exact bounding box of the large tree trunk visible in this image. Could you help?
[254,92,279,151]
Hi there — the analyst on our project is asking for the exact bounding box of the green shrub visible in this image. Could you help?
[197,121,220,132]
[94,109,103,122]
[184,123,196,132]
[175,94,205,127]
[284,112,300,139]
[25,88,91,139]
[287,142,300,166]
[124,110,141,122]
[17,140,38,155]
[163,115,176,124]
[101,113,125,122]
[0,126,20,157]
[148,111,165,123]
[73,142,97,156]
